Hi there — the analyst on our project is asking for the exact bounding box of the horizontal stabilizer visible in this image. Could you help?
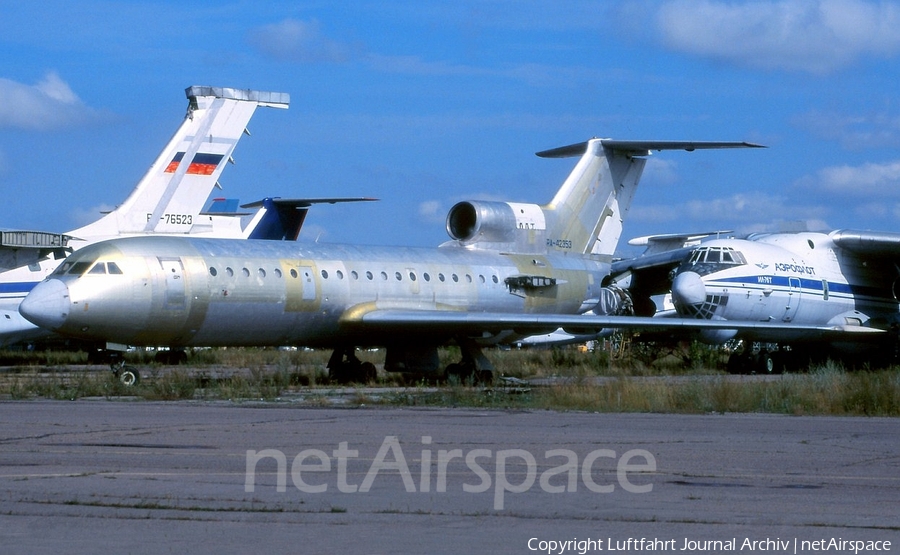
[537,139,765,158]
[186,86,289,109]
[243,197,379,241]
[241,197,378,209]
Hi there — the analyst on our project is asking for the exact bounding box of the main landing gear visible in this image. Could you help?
[726,344,781,375]
[327,341,496,385]
[445,339,494,385]
[328,348,378,384]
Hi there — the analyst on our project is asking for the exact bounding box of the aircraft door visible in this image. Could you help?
[783,277,801,322]
[284,262,319,312]
[159,258,186,310]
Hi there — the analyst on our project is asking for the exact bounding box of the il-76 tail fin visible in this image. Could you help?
[241,197,379,240]
[538,139,763,259]
[70,86,289,241]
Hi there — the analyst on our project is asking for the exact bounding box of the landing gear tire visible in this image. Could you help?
[755,352,775,374]
[115,366,140,386]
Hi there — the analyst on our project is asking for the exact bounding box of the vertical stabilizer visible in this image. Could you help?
[537,139,762,260]
[70,86,289,241]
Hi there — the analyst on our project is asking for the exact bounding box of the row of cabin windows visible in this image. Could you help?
[320,269,501,285]
[208,266,288,279]
[207,265,501,286]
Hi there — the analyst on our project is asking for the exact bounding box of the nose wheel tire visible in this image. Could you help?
[113,365,140,386]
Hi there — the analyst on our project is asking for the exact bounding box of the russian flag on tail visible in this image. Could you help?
[164,152,224,175]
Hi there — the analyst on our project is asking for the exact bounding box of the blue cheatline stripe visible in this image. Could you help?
[710,275,885,301]
[0,281,38,295]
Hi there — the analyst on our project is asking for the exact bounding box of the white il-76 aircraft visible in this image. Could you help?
[22,137,802,383]
[0,85,290,346]
[603,229,900,372]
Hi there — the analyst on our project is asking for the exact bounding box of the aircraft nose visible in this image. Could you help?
[20,279,70,331]
[671,271,706,308]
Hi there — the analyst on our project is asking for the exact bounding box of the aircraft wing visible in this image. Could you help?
[341,309,882,344]
[0,230,73,273]
[627,230,733,255]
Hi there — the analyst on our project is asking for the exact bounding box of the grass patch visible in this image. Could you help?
[377,367,900,416]
[1,347,899,415]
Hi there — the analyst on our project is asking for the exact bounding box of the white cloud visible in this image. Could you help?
[655,0,900,74]
[0,72,94,130]
[632,191,829,229]
[793,109,900,149]
[807,159,900,195]
[247,19,358,63]
[418,200,444,223]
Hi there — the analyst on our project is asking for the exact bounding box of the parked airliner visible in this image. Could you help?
[0,85,289,346]
[21,138,778,383]
[606,230,900,372]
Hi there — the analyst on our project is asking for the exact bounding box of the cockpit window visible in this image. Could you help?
[54,260,124,277]
[68,261,93,276]
[680,247,747,276]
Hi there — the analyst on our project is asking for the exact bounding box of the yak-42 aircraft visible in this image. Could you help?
[22,137,826,384]
[604,229,900,372]
[0,85,290,346]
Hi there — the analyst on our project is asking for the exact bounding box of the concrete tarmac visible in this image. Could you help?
[1,400,898,554]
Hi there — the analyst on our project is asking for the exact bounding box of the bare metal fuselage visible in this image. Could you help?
[53,236,607,349]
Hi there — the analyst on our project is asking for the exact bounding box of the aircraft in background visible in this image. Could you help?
[20,137,782,384]
[601,229,900,372]
[0,85,290,346]
[513,230,733,347]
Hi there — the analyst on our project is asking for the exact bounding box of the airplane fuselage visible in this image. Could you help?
[36,236,608,349]
[672,232,900,336]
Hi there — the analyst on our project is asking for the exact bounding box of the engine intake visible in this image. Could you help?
[447,201,517,243]
[445,200,547,252]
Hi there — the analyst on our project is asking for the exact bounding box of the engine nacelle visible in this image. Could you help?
[592,285,634,316]
[446,201,546,251]
[698,328,738,345]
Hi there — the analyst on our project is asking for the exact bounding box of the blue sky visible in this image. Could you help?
[3,0,900,257]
